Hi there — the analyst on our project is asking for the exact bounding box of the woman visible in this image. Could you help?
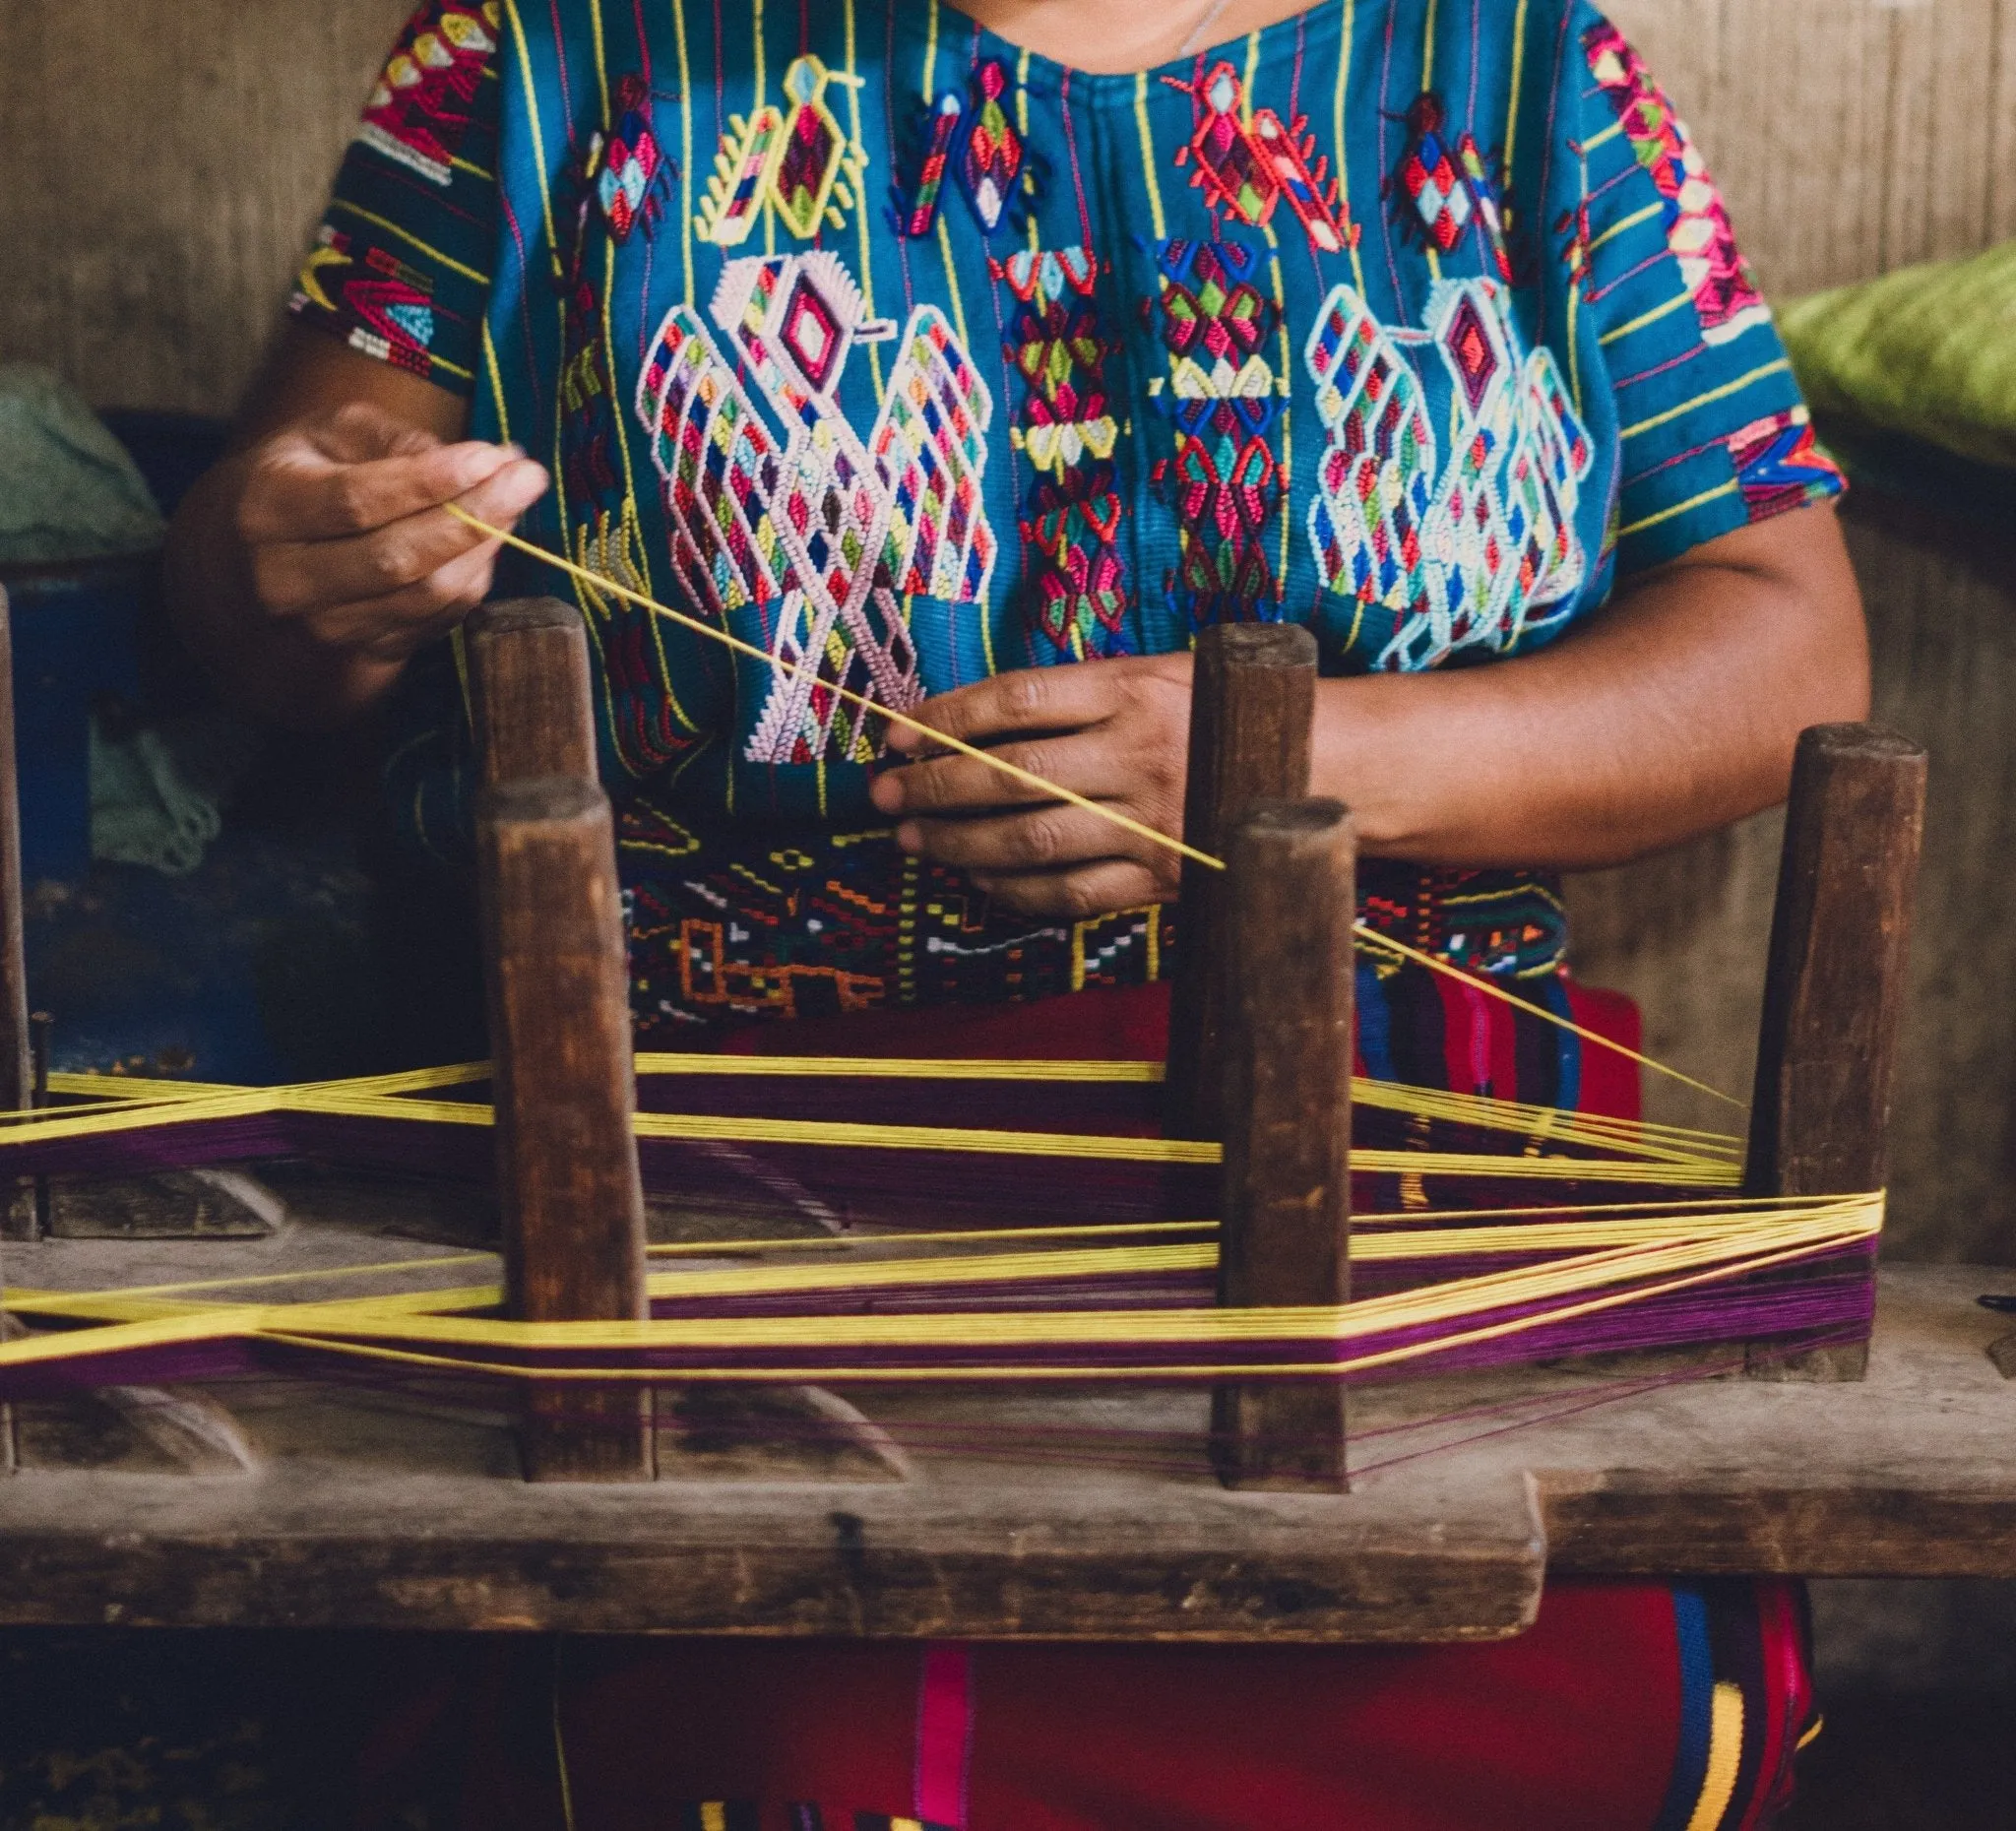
[167,0,1866,1823]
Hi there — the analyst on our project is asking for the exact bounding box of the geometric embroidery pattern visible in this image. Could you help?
[891,58,1045,239]
[1726,406,1845,523]
[1583,23,1770,347]
[1306,277,1593,670]
[556,80,695,782]
[294,227,442,376]
[697,56,868,246]
[635,252,994,765]
[621,813,1170,1027]
[355,0,500,186]
[592,74,674,243]
[993,247,1131,656]
[1167,62,1357,257]
[1393,93,1514,283]
[1149,239,1289,626]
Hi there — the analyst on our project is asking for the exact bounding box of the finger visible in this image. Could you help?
[898,801,1147,875]
[255,458,547,614]
[871,730,1135,818]
[242,436,526,543]
[970,859,1168,921]
[885,663,1129,754]
[297,537,505,659]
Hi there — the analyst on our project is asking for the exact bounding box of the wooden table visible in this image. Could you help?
[3,1176,2010,1644]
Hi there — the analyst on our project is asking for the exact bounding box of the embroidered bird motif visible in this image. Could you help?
[1306,278,1593,670]
[635,252,995,766]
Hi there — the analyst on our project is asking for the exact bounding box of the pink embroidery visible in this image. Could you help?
[355,0,499,186]
[1583,24,1769,346]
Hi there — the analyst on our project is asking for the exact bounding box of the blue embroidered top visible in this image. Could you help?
[293,0,1842,1031]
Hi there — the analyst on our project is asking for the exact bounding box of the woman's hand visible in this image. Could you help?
[235,401,547,663]
[167,332,549,730]
[869,653,1193,917]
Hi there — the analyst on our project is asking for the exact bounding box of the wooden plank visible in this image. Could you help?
[1742,722,1926,1380]
[466,598,598,787]
[7,1247,2016,1624]
[1165,624,1317,1141]
[1211,800,1354,1492]
[476,777,652,1482]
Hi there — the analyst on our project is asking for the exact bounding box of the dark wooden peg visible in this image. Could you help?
[1211,797,1354,1491]
[477,775,652,1481]
[0,589,34,1242]
[1166,623,1318,1141]
[467,598,598,787]
[1744,722,1926,1382]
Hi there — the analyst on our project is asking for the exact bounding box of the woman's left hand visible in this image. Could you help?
[868,654,1194,917]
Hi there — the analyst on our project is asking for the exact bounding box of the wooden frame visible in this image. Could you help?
[0,601,1985,1647]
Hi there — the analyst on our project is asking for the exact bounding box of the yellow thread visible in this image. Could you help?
[1354,926,1746,1109]
[444,507,1226,871]
[326,201,492,287]
[501,0,562,279]
[1620,360,1791,442]
[1135,73,1168,240]
[1684,1683,1746,1831]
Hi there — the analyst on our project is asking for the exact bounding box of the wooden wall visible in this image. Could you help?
[0,0,409,415]
[1,0,2013,1253]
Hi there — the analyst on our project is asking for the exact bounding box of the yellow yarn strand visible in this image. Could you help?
[444,507,1224,873]
[441,512,1749,1109]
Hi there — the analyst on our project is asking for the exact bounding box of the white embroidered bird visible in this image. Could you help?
[635,251,995,766]
[1306,277,1593,671]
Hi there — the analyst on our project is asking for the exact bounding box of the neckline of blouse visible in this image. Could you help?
[887,0,1353,102]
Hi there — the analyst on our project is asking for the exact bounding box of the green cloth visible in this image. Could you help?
[0,364,165,567]
[90,718,225,877]
[1780,239,2016,469]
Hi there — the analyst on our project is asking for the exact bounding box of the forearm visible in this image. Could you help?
[1313,504,1870,870]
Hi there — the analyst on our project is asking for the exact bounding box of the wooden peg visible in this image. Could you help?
[0,589,34,1242]
[1744,723,1926,1382]
[466,598,598,786]
[1211,798,1354,1491]
[477,776,653,1481]
[1166,623,1318,1140]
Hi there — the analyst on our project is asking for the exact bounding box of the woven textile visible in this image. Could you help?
[293,0,1840,1030]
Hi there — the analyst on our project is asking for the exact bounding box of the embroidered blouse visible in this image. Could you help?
[291,0,1842,1033]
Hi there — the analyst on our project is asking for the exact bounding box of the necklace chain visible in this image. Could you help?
[1174,0,1236,57]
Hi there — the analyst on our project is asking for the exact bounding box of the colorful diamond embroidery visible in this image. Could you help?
[636,252,995,766]
[1582,25,1770,346]
[594,75,673,242]
[554,92,695,782]
[1393,94,1514,282]
[697,56,866,246]
[1305,277,1593,670]
[891,58,1045,239]
[1166,62,1356,256]
[994,247,1131,656]
[1149,239,1288,627]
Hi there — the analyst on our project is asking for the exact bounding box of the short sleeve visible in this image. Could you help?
[288,1,502,398]
[1573,13,1844,574]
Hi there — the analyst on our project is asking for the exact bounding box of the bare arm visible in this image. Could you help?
[869,501,1869,916]
[163,327,549,730]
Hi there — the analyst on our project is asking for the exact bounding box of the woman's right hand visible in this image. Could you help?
[233,400,549,663]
